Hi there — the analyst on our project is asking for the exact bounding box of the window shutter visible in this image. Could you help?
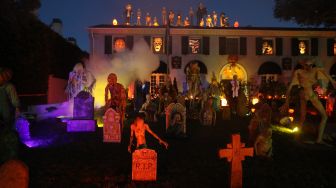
[202,36,210,55]
[104,35,112,54]
[126,36,134,50]
[256,37,262,55]
[275,38,283,56]
[327,38,335,56]
[240,37,247,55]
[219,37,226,55]
[310,38,318,56]
[291,38,299,56]
[144,36,151,47]
[181,36,189,55]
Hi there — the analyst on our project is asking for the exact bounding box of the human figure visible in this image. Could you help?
[206,15,213,27]
[254,128,272,158]
[167,112,185,137]
[162,7,167,25]
[230,75,239,114]
[145,13,151,26]
[136,8,141,25]
[0,68,20,130]
[105,73,126,128]
[281,59,336,144]
[196,3,207,26]
[176,13,182,26]
[128,113,168,152]
[168,10,175,25]
[124,3,133,25]
[189,7,194,26]
[66,63,96,100]
[213,11,218,26]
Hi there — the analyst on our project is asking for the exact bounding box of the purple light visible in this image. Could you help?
[15,117,30,141]
[67,119,96,132]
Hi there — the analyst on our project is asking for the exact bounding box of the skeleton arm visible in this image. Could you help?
[145,124,168,149]
[128,125,135,152]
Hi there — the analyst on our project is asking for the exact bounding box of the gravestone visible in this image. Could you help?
[15,116,30,141]
[0,160,29,188]
[103,108,121,143]
[132,149,157,181]
[67,91,96,132]
[165,103,186,136]
[219,134,254,188]
[73,91,94,119]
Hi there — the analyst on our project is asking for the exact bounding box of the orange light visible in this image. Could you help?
[234,21,239,28]
[251,108,256,113]
[112,19,118,26]
[288,108,294,114]
[267,95,272,99]
[251,98,259,105]
[221,98,228,107]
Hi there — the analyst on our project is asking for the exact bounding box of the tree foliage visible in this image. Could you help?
[274,0,336,27]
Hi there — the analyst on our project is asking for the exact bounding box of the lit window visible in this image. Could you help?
[114,38,126,53]
[159,75,165,86]
[262,39,274,55]
[189,38,202,54]
[152,37,164,53]
[150,75,156,94]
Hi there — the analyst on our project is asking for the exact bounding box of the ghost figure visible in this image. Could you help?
[153,37,163,52]
[162,7,167,25]
[124,3,133,25]
[169,10,175,25]
[66,63,96,100]
[145,12,151,26]
[176,13,182,26]
[213,11,218,26]
[189,7,194,26]
[136,9,141,25]
[206,15,213,27]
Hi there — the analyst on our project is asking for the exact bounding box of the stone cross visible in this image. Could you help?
[219,134,253,188]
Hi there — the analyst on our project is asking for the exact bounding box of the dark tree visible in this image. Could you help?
[274,0,336,27]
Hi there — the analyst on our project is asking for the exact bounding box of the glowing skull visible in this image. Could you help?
[114,39,126,52]
[153,37,163,52]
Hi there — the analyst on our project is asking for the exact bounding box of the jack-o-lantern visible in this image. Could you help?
[0,68,13,85]
[153,37,163,53]
[114,38,126,52]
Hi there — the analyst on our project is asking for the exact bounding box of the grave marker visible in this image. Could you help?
[132,149,157,181]
[103,108,121,143]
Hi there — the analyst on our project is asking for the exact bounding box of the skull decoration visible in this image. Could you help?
[153,37,163,53]
[114,38,126,53]
[299,41,306,55]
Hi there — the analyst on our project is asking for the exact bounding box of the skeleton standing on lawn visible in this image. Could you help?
[281,59,336,144]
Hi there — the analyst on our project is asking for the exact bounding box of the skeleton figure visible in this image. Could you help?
[206,15,213,27]
[145,12,151,26]
[213,11,218,26]
[196,3,207,26]
[169,10,175,25]
[136,9,141,25]
[186,62,201,98]
[128,113,168,152]
[153,17,159,26]
[162,7,167,25]
[153,37,163,52]
[124,3,133,25]
[189,7,194,26]
[200,18,205,27]
[281,59,336,144]
[176,13,182,26]
[220,12,229,27]
[66,63,96,100]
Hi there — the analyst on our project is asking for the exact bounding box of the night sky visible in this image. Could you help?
[39,0,299,51]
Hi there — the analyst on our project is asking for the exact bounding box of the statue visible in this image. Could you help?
[136,9,141,25]
[105,73,126,128]
[0,68,20,129]
[153,17,159,26]
[213,11,218,26]
[189,7,194,26]
[145,12,151,26]
[200,18,205,27]
[124,3,133,25]
[168,10,175,25]
[207,72,221,111]
[206,15,213,27]
[184,17,190,26]
[186,62,201,98]
[196,3,207,26]
[128,113,168,152]
[280,59,336,144]
[176,13,182,26]
[230,75,240,115]
[140,94,158,122]
[200,97,216,126]
[254,128,272,158]
[66,63,96,100]
[162,7,167,25]
[220,12,229,27]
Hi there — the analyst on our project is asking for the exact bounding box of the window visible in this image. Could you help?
[152,37,164,54]
[261,39,274,55]
[189,38,202,54]
[261,76,267,84]
[150,75,156,94]
[113,37,126,53]
[298,39,309,55]
[256,37,276,56]
[226,38,239,54]
[159,75,165,86]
